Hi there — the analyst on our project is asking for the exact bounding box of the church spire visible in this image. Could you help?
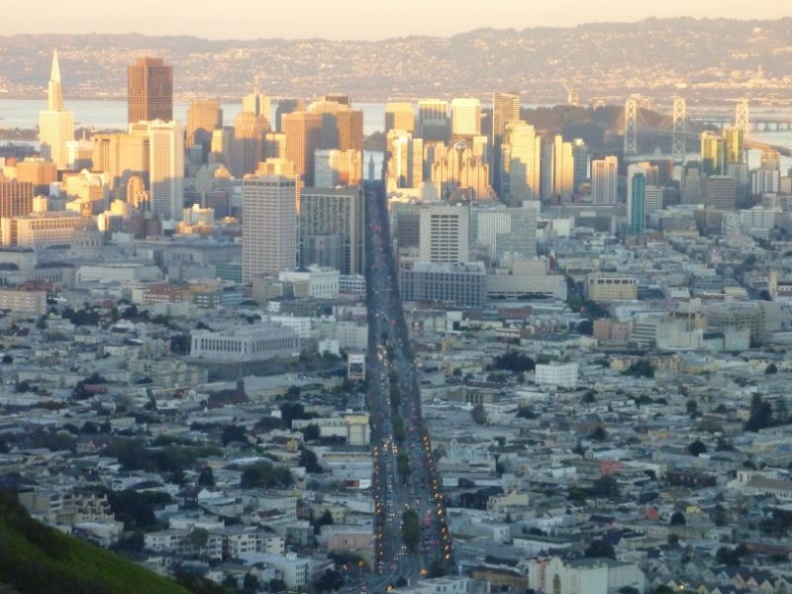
[48,49,64,111]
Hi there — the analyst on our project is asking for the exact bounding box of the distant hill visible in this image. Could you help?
[1,18,791,103]
[0,492,195,594]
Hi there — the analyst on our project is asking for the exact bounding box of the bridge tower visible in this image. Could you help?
[735,100,750,135]
[672,96,687,162]
[624,96,638,156]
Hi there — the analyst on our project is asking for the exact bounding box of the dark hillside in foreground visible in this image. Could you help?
[0,492,194,594]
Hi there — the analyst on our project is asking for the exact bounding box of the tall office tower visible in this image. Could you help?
[186,99,222,153]
[571,139,589,191]
[66,139,93,170]
[299,187,364,274]
[501,121,541,204]
[551,135,575,199]
[315,149,363,187]
[450,98,482,138]
[243,87,271,121]
[427,141,492,200]
[282,112,323,186]
[474,202,537,265]
[91,132,149,194]
[210,127,234,165]
[310,98,345,116]
[242,174,297,281]
[761,149,781,172]
[752,150,781,195]
[385,102,415,136]
[492,92,520,196]
[230,111,268,178]
[700,131,725,175]
[627,164,647,234]
[591,156,619,205]
[386,131,423,191]
[126,175,147,208]
[417,99,450,142]
[0,178,34,218]
[336,109,364,151]
[39,50,75,170]
[275,99,305,133]
[681,161,703,204]
[15,158,57,195]
[263,133,286,159]
[254,159,303,213]
[703,175,737,210]
[132,120,184,221]
[418,203,470,263]
[323,94,351,106]
[127,57,173,124]
[724,126,745,165]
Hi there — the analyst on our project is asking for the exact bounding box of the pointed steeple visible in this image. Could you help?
[48,49,64,112]
[50,49,61,83]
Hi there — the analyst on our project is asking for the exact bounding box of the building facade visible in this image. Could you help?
[128,57,173,124]
[242,175,297,281]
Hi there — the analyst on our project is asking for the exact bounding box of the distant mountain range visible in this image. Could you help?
[1,18,792,104]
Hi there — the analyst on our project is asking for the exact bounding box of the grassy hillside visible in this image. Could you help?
[0,492,194,594]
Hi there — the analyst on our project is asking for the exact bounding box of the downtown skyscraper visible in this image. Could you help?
[128,57,173,124]
[39,50,74,170]
[242,175,297,281]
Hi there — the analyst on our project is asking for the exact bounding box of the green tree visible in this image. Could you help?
[622,359,654,378]
[427,557,447,578]
[312,509,334,535]
[591,475,620,498]
[590,425,608,442]
[240,461,293,488]
[106,489,172,530]
[585,538,615,559]
[716,546,742,566]
[670,511,686,526]
[299,448,322,473]
[301,423,321,441]
[393,416,406,444]
[243,573,260,593]
[221,425,247,446]
[315,569,344,592]
[776,397,789,424]
[688,439,707,457]
[197,466,215,487]
[471,404,487,425]
[189,528,209,550]
[711,504,727,527]
[397,452,411,482]
[686,399,698,417]
[401,509,420,552]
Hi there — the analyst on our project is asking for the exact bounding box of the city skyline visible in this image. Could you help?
[3,0,790,40]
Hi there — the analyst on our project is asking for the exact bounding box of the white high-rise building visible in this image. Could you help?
[475,202,538,265]
[242,175,297,281]
[502,121,542,203]
[39,50,75,170]
[132,120,184,221]
[450,98,482,137]
[551,135,575,198]
[418,203,470,264]
[591,156,619,205]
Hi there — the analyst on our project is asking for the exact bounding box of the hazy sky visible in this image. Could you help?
[7,0,790,40]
